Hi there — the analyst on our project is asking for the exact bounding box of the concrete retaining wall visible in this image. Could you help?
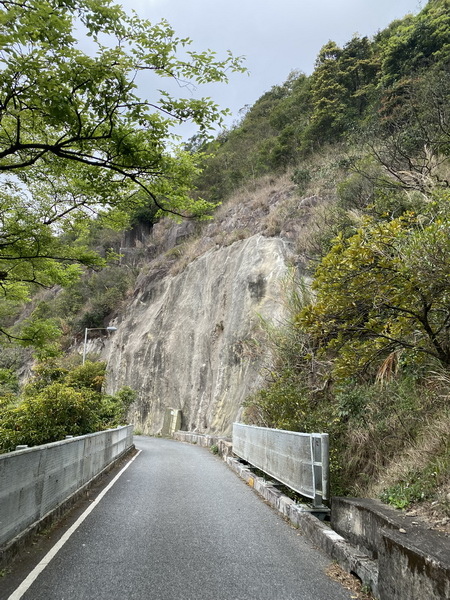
[332,497,416,559]
[0,426,133,554]
[379,527,450,600]
[332,497,450,600]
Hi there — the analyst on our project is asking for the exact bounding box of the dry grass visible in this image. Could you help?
[375,351,400,386]
[131,141,354,282]
[367,408,450,499]
[215,171,294,214]
[136,171,301,279]
[326,564,374,599]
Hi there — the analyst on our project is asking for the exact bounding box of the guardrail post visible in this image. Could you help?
[311,435,329,509]
[321,433,330,503]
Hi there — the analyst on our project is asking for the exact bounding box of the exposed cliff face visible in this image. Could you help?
[103,234,289,436]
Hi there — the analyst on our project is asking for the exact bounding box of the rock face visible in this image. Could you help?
[104,234,289,436]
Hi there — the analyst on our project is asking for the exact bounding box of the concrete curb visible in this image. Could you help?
[224,454,379,596]
[173,431,378,595]
[333,497,450,600]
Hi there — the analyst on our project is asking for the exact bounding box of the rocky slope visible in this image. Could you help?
[101,234,290,435]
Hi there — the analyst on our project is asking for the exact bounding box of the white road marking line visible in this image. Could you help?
[8,449,142,600]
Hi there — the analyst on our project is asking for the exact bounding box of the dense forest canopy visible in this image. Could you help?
[194,0,450,199]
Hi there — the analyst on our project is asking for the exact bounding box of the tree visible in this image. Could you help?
[305,37,378,146]
[0,359,136,452]
[306,41,347,145]
[0,0,245,345]
[299,204,450,379]
[266,71,312,165]
[379,0,450,87]
[338,36,378,118]
[363,62,450,194]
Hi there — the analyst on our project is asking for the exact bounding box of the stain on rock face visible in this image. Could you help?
[230,341,244,366]
[248,274,266,302]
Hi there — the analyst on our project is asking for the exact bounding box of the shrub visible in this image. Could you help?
[291,168,311,193]
[0,360,136,452]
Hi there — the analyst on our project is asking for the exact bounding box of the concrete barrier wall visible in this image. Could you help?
[174,431,219,447]
[173,431,234,459]
[379,527,450,600]
[0,426,133,549]
[332,497,450,599]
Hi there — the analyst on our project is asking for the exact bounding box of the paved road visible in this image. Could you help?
[5,436,352,600]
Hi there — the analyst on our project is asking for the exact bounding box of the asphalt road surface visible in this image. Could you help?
[4,436,352,600]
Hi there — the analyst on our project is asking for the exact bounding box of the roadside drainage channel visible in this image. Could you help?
[173,431,378,596]
[174,431,450,600]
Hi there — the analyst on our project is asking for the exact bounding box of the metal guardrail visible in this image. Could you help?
[232,423,329,508]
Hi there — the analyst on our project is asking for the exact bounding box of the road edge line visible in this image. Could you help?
[7,449,142,600]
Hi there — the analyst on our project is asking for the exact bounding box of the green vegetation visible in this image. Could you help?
[195,0,450,206]
[1,0,449,518]
[235,0,450,514]
[0,0,244,448]
[0,359,135,452]
[0,0,245,348]
[244,272,450,505]
[301,207,450,378]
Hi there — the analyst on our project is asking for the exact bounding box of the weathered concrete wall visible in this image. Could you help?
[104,235,289,436]
[332,497,450,599]
[0,426,133,551]
[174,431,234,459]
[379,527,450,600]
[331,497,416,558]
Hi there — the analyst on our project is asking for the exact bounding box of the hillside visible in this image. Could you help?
[1,0,449,527]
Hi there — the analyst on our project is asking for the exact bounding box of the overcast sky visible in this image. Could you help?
[120,0,424,137]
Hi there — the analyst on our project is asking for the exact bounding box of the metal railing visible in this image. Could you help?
[232,423,329,507]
